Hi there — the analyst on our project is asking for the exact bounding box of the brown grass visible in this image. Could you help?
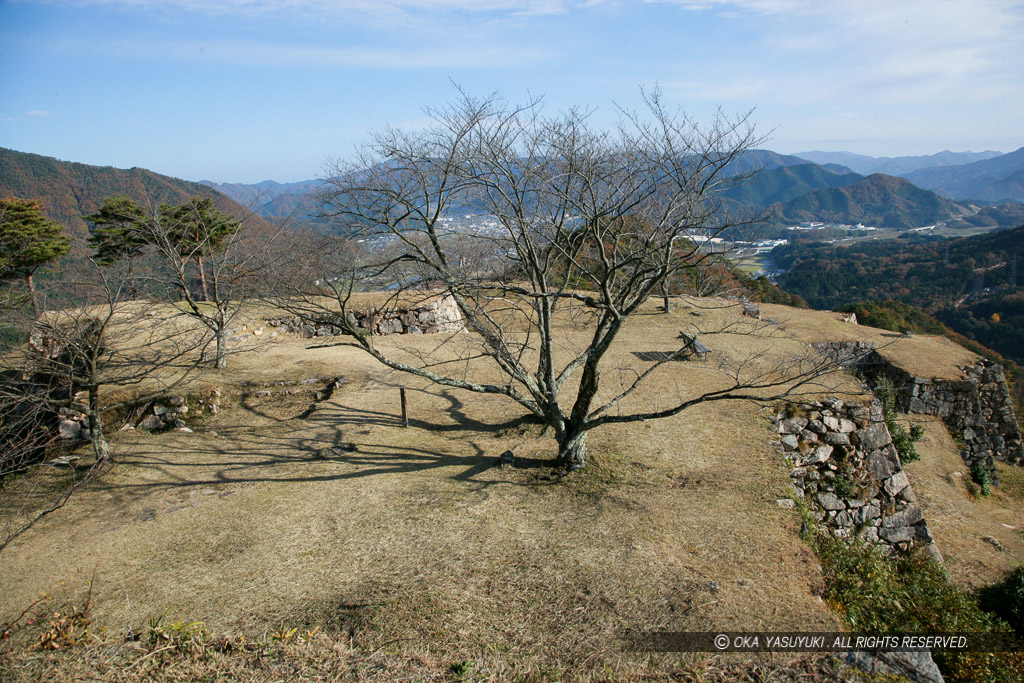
[901,414,1024,590]
[1,296,1019,679]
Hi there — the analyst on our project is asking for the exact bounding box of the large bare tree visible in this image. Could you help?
[282,91,837,469]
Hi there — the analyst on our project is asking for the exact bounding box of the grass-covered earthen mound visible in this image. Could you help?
[2,297,1021,680]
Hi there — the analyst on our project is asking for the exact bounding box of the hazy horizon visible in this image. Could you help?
[2,1,1022,184]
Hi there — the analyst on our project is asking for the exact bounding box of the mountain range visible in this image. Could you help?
[796,147,1024,203]
[905,147,1024,203]
[0,147,263,242]
[3,146,1023,243]
[794,149,1003,177]
[205,147,1024,229]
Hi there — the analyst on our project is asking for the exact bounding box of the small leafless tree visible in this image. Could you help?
[0,257,207,552]
[86,196,275,368]
[279,90,841,469]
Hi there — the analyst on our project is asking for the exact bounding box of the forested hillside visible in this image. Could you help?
[0,148,250,240]
[773,226,1024,362]
[774,174,968,228]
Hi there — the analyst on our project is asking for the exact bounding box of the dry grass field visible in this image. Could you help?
[1,297,1021,680]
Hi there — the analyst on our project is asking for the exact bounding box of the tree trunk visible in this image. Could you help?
[215,326,227,368]
[27,273,39,317]
[87,386,110,462]
[557,430,588,470]
[197,255,210,302]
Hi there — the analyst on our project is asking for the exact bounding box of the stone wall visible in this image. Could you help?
[814,341,1024,471]
[778,397,943,563]
[265,294,465,338]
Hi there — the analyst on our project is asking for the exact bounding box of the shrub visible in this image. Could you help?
[807,528,1024,682]
[971,462,994,496]
[978,566,1024,635]
[873,377,922,464]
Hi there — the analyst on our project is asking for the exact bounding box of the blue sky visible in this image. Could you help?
[1,0,1022,183]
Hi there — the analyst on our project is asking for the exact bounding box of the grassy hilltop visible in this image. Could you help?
[2,297,1022,680]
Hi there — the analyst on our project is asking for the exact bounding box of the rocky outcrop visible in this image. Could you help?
[265,294,465,338]
[778,397,942,563]
[814,342,1023,471]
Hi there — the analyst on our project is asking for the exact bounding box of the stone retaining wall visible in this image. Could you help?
[778,397,943,563]
[814,341,1024,472]
[265,294,465,338]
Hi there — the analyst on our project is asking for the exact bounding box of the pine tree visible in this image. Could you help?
[159,197,241,301]
[0,197,71,315]
[84,196,150,265]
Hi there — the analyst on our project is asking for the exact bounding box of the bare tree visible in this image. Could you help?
[0,257,207,552]
[86,196,273,368]
[279,90,838,469]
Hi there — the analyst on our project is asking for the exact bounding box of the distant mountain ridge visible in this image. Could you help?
[721,163,862,207]
[0,147,260,240]
[773,173,969,228]
[906,147,1024,203]
[794,149,1003,176]
[206,150,985,230]
[200,178,325,210]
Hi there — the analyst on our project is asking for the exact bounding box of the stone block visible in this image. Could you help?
[857,422,892,451]
[881,505,923,528]
[806,419,827,434]
[777,417,807,434]
[57,418,82,441]
[804,445,833,465]
[866,450,895,479]
[139,414,163,432]
[883,470,909,496]
[816,492,844,510]
[881,526,914,543]
[824,432,850,446]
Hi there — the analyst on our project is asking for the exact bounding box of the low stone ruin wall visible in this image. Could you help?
[778,397,943,563]
[131,389,223,433]
[814,341,1024,471]
[265,294,465,338]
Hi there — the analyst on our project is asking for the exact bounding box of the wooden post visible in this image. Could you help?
[400,387,408,427]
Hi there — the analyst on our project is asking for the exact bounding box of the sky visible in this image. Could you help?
[1,0,1022,184]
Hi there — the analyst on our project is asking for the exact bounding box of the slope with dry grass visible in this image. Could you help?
[1,297,1021,679]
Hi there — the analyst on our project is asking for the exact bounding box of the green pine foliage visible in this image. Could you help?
[0,197,70,282]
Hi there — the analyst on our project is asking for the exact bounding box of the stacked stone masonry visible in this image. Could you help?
[264,294,465,338]
[814,341,1024,473]
[778,397,943,563]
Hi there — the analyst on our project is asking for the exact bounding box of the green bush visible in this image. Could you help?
[873,377,922,464]
[978,566,1024,635]
[808,530,1024,682]
[971,462,994,496]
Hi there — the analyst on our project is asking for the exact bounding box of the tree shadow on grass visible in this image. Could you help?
[93,387,554,499]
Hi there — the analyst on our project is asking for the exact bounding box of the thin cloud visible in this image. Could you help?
[0,110,51,121]
[39,0,573,17]
[109,39,554,69]
[656,0,1024,106]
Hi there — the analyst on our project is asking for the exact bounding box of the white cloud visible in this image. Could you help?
[25,109,50,117]
[105,38,553,69]
[39,0,573,18]
[656,0,1024,106]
